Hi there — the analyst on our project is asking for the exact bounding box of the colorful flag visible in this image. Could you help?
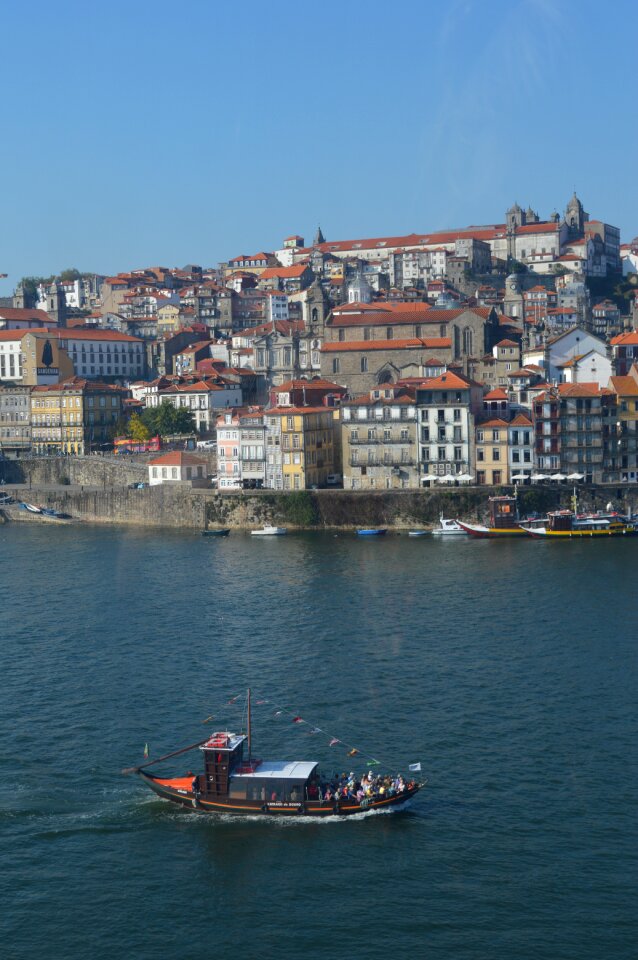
[308,727,320,735]
[143,743,149,758]
[367,759,380,766]
[348,748,359,757]
[274,710,282,717]
[292,716,303,724]
[329,738,339,747]
[202,715,214,724]
[256,700,268,705]
[409,762,422,773]
[228,695,239,704]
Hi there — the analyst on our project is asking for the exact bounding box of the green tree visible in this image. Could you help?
[59,267,82,282]
[129,413,151,441]
[141,401,195,437]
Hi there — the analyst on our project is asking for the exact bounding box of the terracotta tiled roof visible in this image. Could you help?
[495,339,519,348]
[0,308,53,323]
[483,388,509,400]
[265,406,336,416]
[259,264,309,279]
[611,331,638,346]
[510,413,533,426]
[415,371,472,391]
[148,451,207,467]
[609,375,638,396]
[478,418,510,428]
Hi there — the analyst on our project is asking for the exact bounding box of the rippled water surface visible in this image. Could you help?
[1,524,636,960]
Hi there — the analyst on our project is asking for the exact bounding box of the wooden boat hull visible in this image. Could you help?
[139,770,420,816]
[201,529,230,537]
[456,520,527,538]
[524,526,638,539]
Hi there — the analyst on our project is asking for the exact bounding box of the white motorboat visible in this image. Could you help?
[430,514,467,537]
[251,525,287,536]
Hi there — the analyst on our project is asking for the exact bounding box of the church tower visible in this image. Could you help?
[13,282,32,309]
[564,192,589,237]
[505,203,524,260]
[503,273,524,321]
[313,225,325,246]
[304,279,328,334]
[46,282,67,327]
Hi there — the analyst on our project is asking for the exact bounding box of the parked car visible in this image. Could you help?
[197,440,217,450]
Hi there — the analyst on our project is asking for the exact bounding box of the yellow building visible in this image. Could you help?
[475,418,509,485]
[609,365,638,482]
[266,406,336,490]
[157,303,181,335]
[31,378,126,454]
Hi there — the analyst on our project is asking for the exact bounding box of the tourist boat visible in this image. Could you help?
[521,510,638,539]
[456,495,528,538]
[356,528,387,536]
[251,525,287,536]
[201,528,231,537]
[127,692,422,817]
[430,514,467,537]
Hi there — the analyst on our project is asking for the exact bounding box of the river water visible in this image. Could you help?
[1,524,636,960]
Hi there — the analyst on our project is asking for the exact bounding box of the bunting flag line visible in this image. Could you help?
[143,743,149,758]
[203,688,397,773]
[409,762,422,773]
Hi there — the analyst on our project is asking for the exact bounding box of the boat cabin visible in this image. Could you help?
[195,731,319,803]
[488,495,519,528]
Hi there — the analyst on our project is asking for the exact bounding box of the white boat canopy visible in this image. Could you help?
[232,760,318,780]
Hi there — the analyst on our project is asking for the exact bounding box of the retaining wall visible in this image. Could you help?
[9,484,638,530]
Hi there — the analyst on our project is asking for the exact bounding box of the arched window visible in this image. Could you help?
[377,369,393,385]
[463,327,473,355]
[311,308,318,323]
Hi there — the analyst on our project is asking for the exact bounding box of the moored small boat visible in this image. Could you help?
[202,528,231,537]
[521,510,638,539]
[408,529,428,537]
[456,495,528,538]
[251,525,287,536]
[356,528,387,537]
[430,514,467,537]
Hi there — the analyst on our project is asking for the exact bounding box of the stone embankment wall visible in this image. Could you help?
[9,484,638,530]
[1,452,217,488]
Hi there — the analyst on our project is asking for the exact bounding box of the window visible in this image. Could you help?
[453,447,462,461]
[338,329,345,342]
[512,450,520,463]
[477,448,484,462]
[437,446,445,461]
[386,328,393,340]
[492,470,502,484]
[477,430,484,442]
[332,358,340,374]
[360,357,368,373]
[364,328,371,341]
[453,409,461,421]
[492,430,500,442]
[492,448,500,461]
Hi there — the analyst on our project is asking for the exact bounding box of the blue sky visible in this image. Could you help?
[1,0,636,296]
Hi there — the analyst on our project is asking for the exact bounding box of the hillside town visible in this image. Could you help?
[3,192,638,489]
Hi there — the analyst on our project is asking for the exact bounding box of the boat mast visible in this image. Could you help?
[247,687,251,760]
